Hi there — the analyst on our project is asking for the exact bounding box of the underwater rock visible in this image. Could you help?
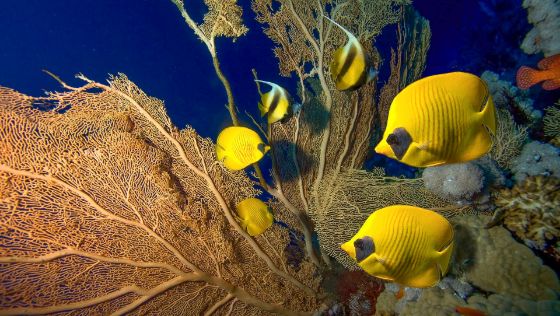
[521,0,560,57]
[452,215,559,301]
[511,141,560,183]
[375,215,560,315]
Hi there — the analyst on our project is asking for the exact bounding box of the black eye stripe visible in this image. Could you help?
[354,236,375,263]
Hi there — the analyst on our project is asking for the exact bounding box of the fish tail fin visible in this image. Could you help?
[480,93,496,134]
[437,240,454,276]
[516,66,546,89]
[542,78,560,91]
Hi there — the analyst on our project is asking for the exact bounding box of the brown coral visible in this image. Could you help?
[0,75,321,315]
[493,176,560,251]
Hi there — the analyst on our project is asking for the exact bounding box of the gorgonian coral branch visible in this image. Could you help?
[0,74,321,315]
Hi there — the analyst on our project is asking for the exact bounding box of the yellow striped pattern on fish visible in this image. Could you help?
[236,198,274,236]
[375,72,496,167]
[341,205,454,288]
[216,126,270,171]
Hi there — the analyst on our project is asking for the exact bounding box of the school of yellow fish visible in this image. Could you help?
[214,16,496,288]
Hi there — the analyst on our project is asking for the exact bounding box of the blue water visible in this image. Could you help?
[0,0,557,138]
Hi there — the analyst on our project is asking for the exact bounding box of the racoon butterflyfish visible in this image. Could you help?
[375,72,496,167]
[236,198,274,236]
[216,126,270,171]
[256,80,299,124]
[323,15,377,91]
[341,205,454,288]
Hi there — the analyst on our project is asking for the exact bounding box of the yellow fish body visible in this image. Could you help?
[341,205,454,288]
[375,72,496,167]
[216,126,270,171]
[324,15,377,91]
[256,80,296,124]
[236,198,274,236]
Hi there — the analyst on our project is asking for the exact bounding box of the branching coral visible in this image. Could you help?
[544,101,560,141]
[0,75,322,315]
[491,176,560,251]
[489,108,529,169]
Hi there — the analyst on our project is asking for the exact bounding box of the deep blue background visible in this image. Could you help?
[0,0,553,141]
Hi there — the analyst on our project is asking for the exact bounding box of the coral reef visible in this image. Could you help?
[422,163,485,201]
[0,76,322,315]
[544,101,560,142]
[489,108,529,170]
[481,70,541,125]
[492,176,560,251]
[520,0,560,57]
[511,141,560,183]
[375,215,560,315]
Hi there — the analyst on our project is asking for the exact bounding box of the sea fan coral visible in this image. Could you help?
[0,75,321,315]
[492,176,560,251]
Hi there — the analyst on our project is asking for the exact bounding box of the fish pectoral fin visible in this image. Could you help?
[414,141,430,151]
[405,264,441,288]
[435,239,454,276]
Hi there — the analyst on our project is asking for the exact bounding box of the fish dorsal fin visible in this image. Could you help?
[322,15,359,45]
[255,79,282,94]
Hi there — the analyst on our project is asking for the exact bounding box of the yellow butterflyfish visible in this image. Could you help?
[324,15,377,91]
[236,198,274,236]
[255,80,300,124]
[216,126,270,171]
[341,205,454,288]
[375,72,496,167]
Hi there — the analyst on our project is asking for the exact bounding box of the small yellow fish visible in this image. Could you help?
[236,198,274,236]
[341,205,454,288]
[324,15,377,91]
[216,126,270,170]
[375,72,496,167]
[256,80,298,124]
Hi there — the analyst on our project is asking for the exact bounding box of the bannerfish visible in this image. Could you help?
[236,198,274,236]
[375,72,496,167]
[323,15,377,91]
[517,54,560,90]
[341,205,454,288]
[216,126,270,171]
[255,80,299,124]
